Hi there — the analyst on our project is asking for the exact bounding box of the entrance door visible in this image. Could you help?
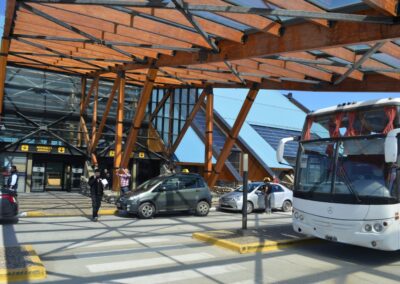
[70,165,83,191]
[32,163,45,192]
[45,162,64,191]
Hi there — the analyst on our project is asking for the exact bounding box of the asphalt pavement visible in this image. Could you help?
[1,210,400,283]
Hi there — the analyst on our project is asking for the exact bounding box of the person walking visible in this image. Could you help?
[88,168,104,222]
[263,177,272,214]
[117,167,131,196]
[7,165,18,192]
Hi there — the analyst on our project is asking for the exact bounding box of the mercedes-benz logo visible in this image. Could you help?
[327,207,333,214]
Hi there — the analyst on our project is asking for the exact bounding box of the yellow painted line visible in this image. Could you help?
[0,245,46,282]
[21,209,118,218]
[192,231,317,254]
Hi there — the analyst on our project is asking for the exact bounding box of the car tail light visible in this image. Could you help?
[0,194,16,204]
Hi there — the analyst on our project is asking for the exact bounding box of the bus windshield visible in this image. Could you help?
[296,137,399,204]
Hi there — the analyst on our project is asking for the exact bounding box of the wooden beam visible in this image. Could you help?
[81,77,99,115]
[90,78,99,161]
[0,0,17,117]
[168,89,174,151]
[170,87,208,154]
[208,84,260,187]
[90,19,400,77]
[120,66,158,168]
[363,0,399,16]
[91,76,120,152]
[77,76,86,147]
[113,71,125,191]
[204,87,213,181]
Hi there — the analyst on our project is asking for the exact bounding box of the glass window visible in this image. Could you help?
[297,140,336,194]
[335,138,395,199]
[270,185,284,193]
[235,183,262,193]
[0,153,27,193]
[162,178,179,190]
[179,177,199,189]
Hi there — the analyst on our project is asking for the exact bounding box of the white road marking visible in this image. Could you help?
[87,257,174,273]
[171,252,215,262]
[113,264,246,284]
[67,239,138,249]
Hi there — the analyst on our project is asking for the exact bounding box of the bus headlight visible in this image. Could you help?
[373,223,383,232]
[364,224,372,232]
[299,214,304,221]
[294,211,299,219]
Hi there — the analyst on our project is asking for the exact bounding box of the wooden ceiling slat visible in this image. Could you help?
[356,55,400,79]
[30,3,212,48]
[317,65,364,81]
[129,6,245,43]
[379,41,400,58]
[285,61,333,82]
[264,0,330,27]
[184,0,282,36]
[362,0,399,16]
[322,47,356,63]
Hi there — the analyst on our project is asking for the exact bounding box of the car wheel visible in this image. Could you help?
[246,201,254,214]
[282,200,292,212]
[195,201,210,216]
[138,202,155,219]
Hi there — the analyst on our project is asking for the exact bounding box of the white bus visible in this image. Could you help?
[277,98,400,251]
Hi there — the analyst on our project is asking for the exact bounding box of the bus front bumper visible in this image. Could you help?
[292,211,399,251]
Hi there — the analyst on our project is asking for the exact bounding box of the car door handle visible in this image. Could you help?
[195,189,201,192]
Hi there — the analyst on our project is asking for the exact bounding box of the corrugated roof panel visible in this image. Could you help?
[251,125,300,157]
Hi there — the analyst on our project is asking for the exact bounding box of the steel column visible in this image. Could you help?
[121,66,158,168]
[204,87,214,180]
[168,90,175,151]
[208,84,260,187]
[113,71,126,191]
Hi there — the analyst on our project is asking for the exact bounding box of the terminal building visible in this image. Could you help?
[0,66,306,192]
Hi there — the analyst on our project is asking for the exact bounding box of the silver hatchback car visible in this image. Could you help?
[218,182,293,213]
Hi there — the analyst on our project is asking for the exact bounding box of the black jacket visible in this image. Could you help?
[88,176,104,196]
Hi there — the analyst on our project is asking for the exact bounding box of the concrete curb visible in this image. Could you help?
[192,231,317,254]
[19,209,118,218]
[0,245,46,282]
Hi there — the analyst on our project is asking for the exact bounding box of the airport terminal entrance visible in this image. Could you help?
[31,155,84,192]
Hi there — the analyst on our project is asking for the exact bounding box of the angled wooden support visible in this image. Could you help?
[89,79,99,162]
[78,76,86,147]
[121,66,159,168]
[204,87,214,181]
[168,90,175,150]
[170,87,209,154]
[0,0,17,119]
[81,77,99,115]
[91,76,120,152]
[208,84,260,187]
[150,89,172,122]
[113,71,126,191]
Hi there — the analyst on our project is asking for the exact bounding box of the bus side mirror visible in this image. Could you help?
[385,128,400,163]
[277,136,300,165]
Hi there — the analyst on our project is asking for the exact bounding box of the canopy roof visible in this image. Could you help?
[3,0,400,91]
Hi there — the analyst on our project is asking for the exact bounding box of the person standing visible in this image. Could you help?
[88,168,104,222]
[263,177,272,214]
[7,166,18,192]
[117,167,131,196]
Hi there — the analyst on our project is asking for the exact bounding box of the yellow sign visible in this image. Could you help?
[58,147,65,154]
[21,144,29,152]
[138,152,145,158]
[36,145,52,153]
[109,150,115,157]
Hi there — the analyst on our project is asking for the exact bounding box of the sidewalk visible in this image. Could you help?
[18,191,117,217]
